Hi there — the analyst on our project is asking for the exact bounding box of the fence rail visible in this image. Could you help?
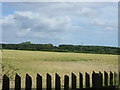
[2,71,120,90]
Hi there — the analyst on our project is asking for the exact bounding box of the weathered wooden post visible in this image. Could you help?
[25,74,32,90]
[71,73,77,89]
[92,71,103,88]
[55,73,61,90]
[110,71,113,86]
[119,72,120,86]
[79,72,83,88]
[36,74,42,90]
[114,72,117,86]
[85,72,90,88]
[99,71,103,87]
[15,74,21,90]
[104,71,108,86]
[64,75,69,90]
[2,75,9,90]
[46,73,51,90]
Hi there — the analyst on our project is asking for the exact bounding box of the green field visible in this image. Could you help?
[2,50,118,88]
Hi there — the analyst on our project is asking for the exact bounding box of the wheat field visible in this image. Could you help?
[2,49,118,88]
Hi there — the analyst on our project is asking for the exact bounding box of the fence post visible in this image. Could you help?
[36,74,42,90]
[64,75,69,90]
[46,73,51,90]
[119,72,120,86]
[25,74,32,90]
[85,72,90,88]
[99,71,103,87]
[71,73,76,89]
[79,72,83,88]
[55,73,61,90]
[114,72,117,86]
[104,71,108,86]
[15,74,21,90]
[92,71,103,88]
[92,71,95,87]
[110,71,113,86]
[2,75,9,90]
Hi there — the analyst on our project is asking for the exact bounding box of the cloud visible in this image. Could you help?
[104,26,114,31]
[77,7,97,17]
[2,2,118,46]
[2,11,72,39]
[90,19,105,26]
[16,28,31,37]
[90,19,117,31]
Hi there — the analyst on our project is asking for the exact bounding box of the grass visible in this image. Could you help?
[2,49,118,88]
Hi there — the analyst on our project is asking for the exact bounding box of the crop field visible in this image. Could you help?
[1,50,118,88]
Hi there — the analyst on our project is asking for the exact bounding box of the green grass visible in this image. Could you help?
[2,49,118,88]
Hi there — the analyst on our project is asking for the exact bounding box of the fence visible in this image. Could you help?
[2,71,120,90]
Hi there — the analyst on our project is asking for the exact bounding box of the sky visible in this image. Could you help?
[1,2,118,47]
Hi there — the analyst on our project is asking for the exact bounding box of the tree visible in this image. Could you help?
[19,41,32,45]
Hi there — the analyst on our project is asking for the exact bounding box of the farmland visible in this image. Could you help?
[2,49,118,88]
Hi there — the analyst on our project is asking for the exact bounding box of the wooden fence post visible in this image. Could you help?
[71,73,76,89]
[85,72,90,88]
[119,72,120,86]
[79,72,83,88]
[2,75,9,90]
[99,71,103,87]
[36,74,42,90]
[25,74,32,90]
[64,75,69,90]
[55,73,61,90]
[92,71,103,88]
[110,71,113,86]
[15,74,21,90]
[104,71,108,86]
[114,72,117,86]
[46,73,51,90]
[92,71,95,87]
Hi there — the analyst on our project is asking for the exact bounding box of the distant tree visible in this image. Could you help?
[2,42,120,55]
[19,41,32,45]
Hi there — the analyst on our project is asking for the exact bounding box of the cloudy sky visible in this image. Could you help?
[1,2,118,46]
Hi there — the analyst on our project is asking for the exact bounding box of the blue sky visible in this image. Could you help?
[1,2,118,47]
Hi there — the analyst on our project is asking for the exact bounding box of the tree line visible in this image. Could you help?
[1,41,120,55]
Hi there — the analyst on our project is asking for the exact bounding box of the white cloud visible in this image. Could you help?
[2,2,118,46]
[14,11,40,19]
[2,11,72,39]
[90,19,105,26]
[90,19,117,31]
[2,15,15,24]
[104,26,114,31]
[77,7,97,17]
[16,28,31,37]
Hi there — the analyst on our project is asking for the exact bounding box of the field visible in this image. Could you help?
[2,49,118,88]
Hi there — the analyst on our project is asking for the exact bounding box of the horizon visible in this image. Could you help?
[1,2,118,47]
[1,41,119,48]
